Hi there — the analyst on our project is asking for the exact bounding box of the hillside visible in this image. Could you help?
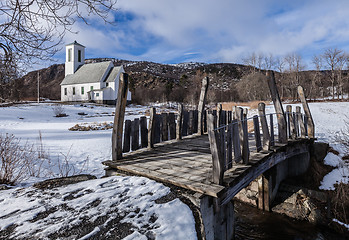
[13,59,251,103]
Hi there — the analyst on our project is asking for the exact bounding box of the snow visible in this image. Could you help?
[333,219,349,230]
[0,176,197,239]
[1,101,349,238]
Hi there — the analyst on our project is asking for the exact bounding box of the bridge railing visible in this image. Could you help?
[207,103,312,185]
[120,106,207,153]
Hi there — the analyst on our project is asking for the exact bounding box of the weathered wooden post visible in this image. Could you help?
[207,113,224,185]
[198,77,209,135]
[258,102,270,150]
[235,107,249,164]
[131,118,140,151]
[286,105,296,139]
[297,86,315,138]
[266,71,287,144]
[217,104,223,127]
[112,73,129,161]
[140,116,148,148]
[148,107,156,148]
[123,120,131,153]
[176,103,183,140]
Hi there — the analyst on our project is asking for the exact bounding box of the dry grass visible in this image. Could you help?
[219,101,269,111]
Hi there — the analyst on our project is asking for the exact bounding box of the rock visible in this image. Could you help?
[272,188,327,224]
[33,174,97,189]
[0,185,11,191]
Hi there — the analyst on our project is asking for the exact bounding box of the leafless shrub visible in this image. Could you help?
[0,134,36,185]
[53,104,68,117]
[56,145,89,178]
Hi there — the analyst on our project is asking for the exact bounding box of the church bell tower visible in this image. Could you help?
[65,41,85,76]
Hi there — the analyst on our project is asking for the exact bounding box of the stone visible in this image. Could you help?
[33,174,97,189]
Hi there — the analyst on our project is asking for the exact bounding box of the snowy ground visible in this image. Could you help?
[0,101,349,238]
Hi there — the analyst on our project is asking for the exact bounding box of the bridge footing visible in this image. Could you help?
[200,196,234,240]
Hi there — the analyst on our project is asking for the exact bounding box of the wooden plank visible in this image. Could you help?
[258,103,270,150]
[207,113,224,185]
[198,77,209,135]
[112,73,129,160]
[193,110,198,134]
[242,109,250,164]
[176,103,183,140]
[270,114,275,146]
[140,116,148,148]
[296,106,306,138]
[148,107,156,148]
[232,119,241,163]
[227,111,232,124]
[182,110,189,136]
[253,115,262,152]
[286,105,296,139]
[203,110,207,133]
[123,119,131,153]
[226,124,233,169]
[168,112,176,140]
[217,104,223,127]
[161,113,168,141]
[154,114,161,143]
[188,110,194,135]
[266,71,287,143]
[298,86,315,138]
[131,118,140,151]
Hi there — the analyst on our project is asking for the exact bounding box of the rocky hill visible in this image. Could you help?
[14,59,252,103]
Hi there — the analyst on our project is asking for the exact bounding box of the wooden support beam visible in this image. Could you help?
[148,107,156,148]
[198,77,209,135]
[266,71,287,143]
[112,73,129,161]
[176,103,183,140]
[270,114,275,146]
[297,86,315,138]
[258,102,270,150]
[207,114,224,185]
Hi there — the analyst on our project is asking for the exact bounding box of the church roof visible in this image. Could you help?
[61,61,113,85]
[66,40,85,48]
[105,66,123,83]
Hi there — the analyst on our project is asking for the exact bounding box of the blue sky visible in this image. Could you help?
[51,0,349,70]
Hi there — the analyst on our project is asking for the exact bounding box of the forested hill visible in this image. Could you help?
[13,59,251,103]
[11,58,339,104]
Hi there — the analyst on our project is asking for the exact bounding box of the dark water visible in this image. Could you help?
[234,202,348,240]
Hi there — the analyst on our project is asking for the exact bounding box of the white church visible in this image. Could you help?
[60,41,131,104]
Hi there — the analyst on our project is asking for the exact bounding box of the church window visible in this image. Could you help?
[73,87,75,95]
[81,86,84,94]
[78,50,82,62]
[64,88,67,95]
[68,48,72,62]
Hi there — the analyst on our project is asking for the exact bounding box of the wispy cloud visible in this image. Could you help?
[52,0,349,68]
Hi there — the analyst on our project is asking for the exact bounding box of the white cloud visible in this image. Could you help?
[55,0,349,67]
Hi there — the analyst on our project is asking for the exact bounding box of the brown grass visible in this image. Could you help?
[219,101,269,111]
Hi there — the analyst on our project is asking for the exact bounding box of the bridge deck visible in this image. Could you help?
[103,134,295,198]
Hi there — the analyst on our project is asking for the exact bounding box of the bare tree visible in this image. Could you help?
[284,53,305,101]
[263,53,275,70]
[323,48,344,99]
[311,54,323,99]
[0,0,118,68]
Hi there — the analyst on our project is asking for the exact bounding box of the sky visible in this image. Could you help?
[51,0,349,70]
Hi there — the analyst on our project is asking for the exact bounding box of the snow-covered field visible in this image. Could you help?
[0,101,348,238]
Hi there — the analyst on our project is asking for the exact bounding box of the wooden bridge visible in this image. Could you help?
[103,72,316,240]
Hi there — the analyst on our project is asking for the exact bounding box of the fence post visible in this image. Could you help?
[161,113,168,141]
[235,107,249,164]
[112,73,128,161]
[176,103,183,140]
[198,77,209,135]
[123,120,131,153]
[148,107,156,148]
[297,86,315,138]
[131,118,140,151]
[258,103,270,150]
[217,104,223,127]
[266,71,287,143]
[207,113,224,185]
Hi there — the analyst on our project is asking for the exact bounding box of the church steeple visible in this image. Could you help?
[65,41,86,76]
